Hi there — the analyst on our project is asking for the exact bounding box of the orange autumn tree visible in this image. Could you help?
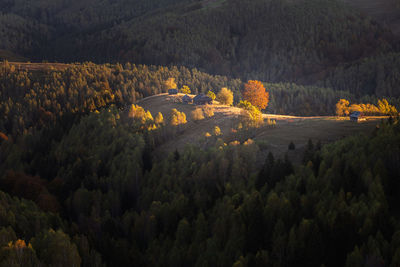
[242,80,269,110]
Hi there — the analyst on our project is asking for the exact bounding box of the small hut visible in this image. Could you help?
[193,94,212,105]
[349,111,362,122]
[168,89,178,95]
[182,94,193,103]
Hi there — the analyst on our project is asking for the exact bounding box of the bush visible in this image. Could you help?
[203,106,214,118]
[170,109,187,126]
[207,91,216,100]
[191,108,205,121]
[217,87,233,105]
[180,85,191,94]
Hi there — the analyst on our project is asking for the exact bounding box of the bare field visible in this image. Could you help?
[137,94,385,161]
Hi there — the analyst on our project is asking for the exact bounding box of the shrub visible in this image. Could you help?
[216,87,233,105]
[203,106,214,118]
[191,108,205,121]
[170,109,187,126]
[180,85,191,94]
[207,91,216,100]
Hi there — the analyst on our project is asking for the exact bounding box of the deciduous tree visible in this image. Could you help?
[217,87,233,106]
[243,80,269,110]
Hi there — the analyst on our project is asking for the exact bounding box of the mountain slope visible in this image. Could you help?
[1,0,400,96]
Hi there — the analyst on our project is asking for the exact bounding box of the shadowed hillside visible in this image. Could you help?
[344,0,400,34]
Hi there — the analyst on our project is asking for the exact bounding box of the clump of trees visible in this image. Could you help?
[336,98,398,116]
[170,109,187,126]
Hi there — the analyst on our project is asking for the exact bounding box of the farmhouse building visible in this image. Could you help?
[193,94,212,105]
[182,94,193,103]
[350,111,362,122]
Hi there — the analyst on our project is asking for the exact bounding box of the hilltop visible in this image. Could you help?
[137,93,384,162]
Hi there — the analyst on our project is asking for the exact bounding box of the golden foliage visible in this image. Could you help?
[164,77,177,90]
[191,108,205,121]
[336,98,398,116]
[243,80,269,110]
[216,87,233,105]
[155,112,164,125]
[202,105,214,118]
[238,100,264,128]
[180,85,191,94]
[207,91,216,100]
[170,109,187,126]
[213,126,222,136]
[336,99,350,116]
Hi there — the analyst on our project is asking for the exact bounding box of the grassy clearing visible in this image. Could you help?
[138,94,385,162]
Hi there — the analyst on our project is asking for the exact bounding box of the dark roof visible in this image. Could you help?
[182,95,192,102]
[193,94,212,103]
[350,111,361,117]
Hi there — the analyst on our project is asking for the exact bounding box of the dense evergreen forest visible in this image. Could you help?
[1,0,400,266]
[0,70,400,265]
[0,59,399,266]
[1,0,400,96]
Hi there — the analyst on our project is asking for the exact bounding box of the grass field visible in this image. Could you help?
[138,94,386,163]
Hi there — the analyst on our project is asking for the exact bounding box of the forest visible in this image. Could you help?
[1,0,400,266]
[1,0,400,97]
[0,59,399,266]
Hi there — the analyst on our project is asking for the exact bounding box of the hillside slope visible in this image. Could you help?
[137,94,383,161]
[344,0,400,34]
[1,0,400,96]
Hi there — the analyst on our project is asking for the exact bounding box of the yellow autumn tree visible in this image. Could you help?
[216,87,234,105]
[155,112,164,125]
[164,77,177,91]
[238,100,264,128]
[180,85,191,94]
[170,109,187,126]
[335,99,350,116]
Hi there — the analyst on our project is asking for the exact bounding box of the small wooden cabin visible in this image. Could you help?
[349,111,362,122]
[182,94,193,103]
[193,94,212,105]
[168,89,178,95]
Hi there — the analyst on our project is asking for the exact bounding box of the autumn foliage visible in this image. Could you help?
[242,80,269,110]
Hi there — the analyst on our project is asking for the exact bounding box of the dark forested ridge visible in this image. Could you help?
[1,0,400,95]
[1,0,400,266]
